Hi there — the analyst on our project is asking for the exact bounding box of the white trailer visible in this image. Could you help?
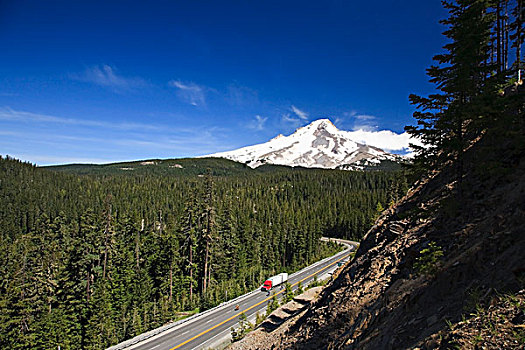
[261,272,288,291]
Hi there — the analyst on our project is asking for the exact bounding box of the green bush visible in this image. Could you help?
[230,313,253,342]
[255,312,265,327]
[295,281,304,296]
[266,293,279,316]
[284,282,294,303]
[414,241,444,276]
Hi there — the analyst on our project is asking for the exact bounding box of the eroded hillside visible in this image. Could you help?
[230,135,525,349]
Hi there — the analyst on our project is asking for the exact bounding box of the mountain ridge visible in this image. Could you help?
[205,119,412,170]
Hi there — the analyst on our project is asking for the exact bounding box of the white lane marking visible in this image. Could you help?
[195,306,268,349]
[150,345,161,349]
[181,330,190,335]
[123,244,355,350]
[206,318,214,323]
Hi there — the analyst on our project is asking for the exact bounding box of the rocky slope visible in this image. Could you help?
[230,136,525,349]
[228,287,325,350]
[205,119,411,170]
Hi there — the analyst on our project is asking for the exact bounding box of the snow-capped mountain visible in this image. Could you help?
[204,119,408,170]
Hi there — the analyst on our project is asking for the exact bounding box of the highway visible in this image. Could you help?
[108,238,358,350]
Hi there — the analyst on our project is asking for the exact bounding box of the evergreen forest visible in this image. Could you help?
[0,157,406,348]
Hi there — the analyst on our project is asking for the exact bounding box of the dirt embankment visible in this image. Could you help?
[231,139,525,349]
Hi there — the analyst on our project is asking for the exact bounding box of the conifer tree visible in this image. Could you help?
[406,0,495,178]
[510,0,524,81]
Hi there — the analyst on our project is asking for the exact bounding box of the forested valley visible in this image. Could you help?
[0,157,407,349]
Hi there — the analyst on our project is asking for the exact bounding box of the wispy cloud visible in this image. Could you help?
[0,107,164,132]
[281,113,302,128]
[247,115,267,131]
[11,154,115,165]
[353,114,378,131]
[332,111,423,154]
[73,65,147,91]
[281,105,310,128]
[347,129,424,154]
[291,105,308,120]
[226,84,259,107]
[0,108,232,165]
[340,111,379,131]
[169,80,206,106]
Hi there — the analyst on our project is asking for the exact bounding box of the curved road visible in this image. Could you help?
[108,238,358,350]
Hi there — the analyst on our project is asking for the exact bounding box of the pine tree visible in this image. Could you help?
[406,0,495,178]
[510,0,524,81]
[181,188,198,308]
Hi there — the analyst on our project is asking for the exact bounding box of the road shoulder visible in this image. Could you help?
[227,286,324,350]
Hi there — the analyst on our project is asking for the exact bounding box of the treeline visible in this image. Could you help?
[0,156,407,349]
[407,0,524,176]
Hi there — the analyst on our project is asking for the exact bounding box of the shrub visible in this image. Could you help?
[414,241,444,276]
[230,313,253,342]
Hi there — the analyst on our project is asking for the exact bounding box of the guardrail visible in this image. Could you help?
[107,237,356,350]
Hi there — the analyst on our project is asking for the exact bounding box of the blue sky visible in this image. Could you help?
[0,0,448,165]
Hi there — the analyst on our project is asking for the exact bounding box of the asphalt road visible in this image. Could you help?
[111,238,358,350]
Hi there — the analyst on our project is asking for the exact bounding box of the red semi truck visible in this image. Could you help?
[261,273,288,291]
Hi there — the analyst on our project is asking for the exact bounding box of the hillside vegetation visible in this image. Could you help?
[0,156,405,349]
[45,157,255,176]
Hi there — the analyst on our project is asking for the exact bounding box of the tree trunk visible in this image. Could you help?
[504,0,509,70]
[207,254,212,294]
[136,219,143,269]
[86,269,91,301]
[518,0,523,81]
[169,260,173,302]
[102,200,112,280]
[189,213,193,304]
[102,230,109,280]
[159,210,163,235]
[189,246,193,304]
[203,237,208,294]
[497,0,503,73]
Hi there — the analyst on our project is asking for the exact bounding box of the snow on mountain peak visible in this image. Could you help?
[295,118,337,134]
[204,118,412,170]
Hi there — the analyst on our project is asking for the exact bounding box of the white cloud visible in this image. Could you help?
[248,115,267,131]
[226,85,259,106]
[9,154,114,165]
[354,114,375,121]
[0,108,233,165]
[291,105,308,120]
[0,107,164,131]
[347,129,424,153]
[281,105,309,129]
[281,113,303,128]
[318,113,423,154]
[74,65,146,91]
[169,80,206,106]
[352,114,378,131]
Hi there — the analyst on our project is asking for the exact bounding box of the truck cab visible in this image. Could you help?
[261,280,272,291]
